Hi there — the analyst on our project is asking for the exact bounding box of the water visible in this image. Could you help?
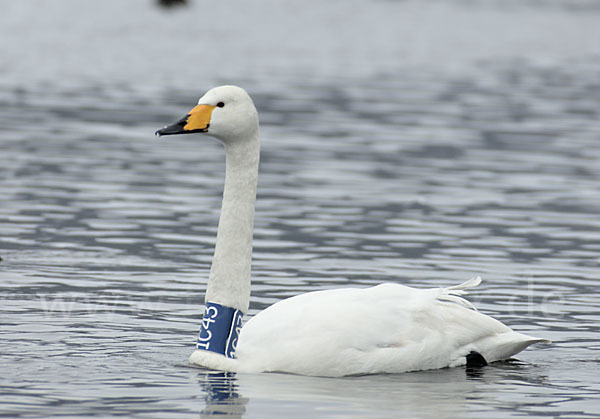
[1,0,600,417]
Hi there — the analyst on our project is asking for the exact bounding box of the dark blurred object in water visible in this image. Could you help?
[156,0,188,8]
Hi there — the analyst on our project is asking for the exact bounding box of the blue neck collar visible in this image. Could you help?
[196,302,244,358]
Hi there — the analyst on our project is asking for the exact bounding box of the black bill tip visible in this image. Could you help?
[155,115,209,137]
[155,118,187,137]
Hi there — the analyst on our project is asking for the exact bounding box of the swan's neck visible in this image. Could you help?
[205,132,260,313]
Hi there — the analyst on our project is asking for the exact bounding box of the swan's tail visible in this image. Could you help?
[437,276,482,310]
[438,276,552,363]
[483,332,551,362]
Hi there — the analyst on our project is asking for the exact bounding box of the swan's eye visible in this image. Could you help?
[216,102,225,108]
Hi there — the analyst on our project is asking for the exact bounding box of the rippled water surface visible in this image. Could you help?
[1,0,600,417]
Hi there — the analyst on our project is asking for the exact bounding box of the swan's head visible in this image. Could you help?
[155,85,259,143]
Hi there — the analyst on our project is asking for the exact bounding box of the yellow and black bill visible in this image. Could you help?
[155,104,216,137]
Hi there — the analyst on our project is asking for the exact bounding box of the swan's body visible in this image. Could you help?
[156,85,548,377]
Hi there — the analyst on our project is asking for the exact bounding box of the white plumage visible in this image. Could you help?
[158,85,548,377]
[191,276,547,376]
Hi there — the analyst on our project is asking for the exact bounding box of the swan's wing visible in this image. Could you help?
[235,280,547,376]
[437,276,481,310]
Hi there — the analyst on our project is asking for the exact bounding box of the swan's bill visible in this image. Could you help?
[155,104,215,136]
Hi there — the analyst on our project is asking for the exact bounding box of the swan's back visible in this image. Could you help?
[235,280,547,376]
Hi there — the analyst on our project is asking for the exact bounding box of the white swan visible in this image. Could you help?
[156,85,548,377]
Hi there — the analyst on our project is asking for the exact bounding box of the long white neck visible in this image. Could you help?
[205,132,260,313]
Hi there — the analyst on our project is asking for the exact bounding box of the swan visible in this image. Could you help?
[156,85,549,377]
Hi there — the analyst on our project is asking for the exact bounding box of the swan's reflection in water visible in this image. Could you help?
[198,371,248,418]
[238,368,475,419]
[195,361,551,418]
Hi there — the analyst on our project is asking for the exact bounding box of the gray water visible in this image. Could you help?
[1,0,600,417]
